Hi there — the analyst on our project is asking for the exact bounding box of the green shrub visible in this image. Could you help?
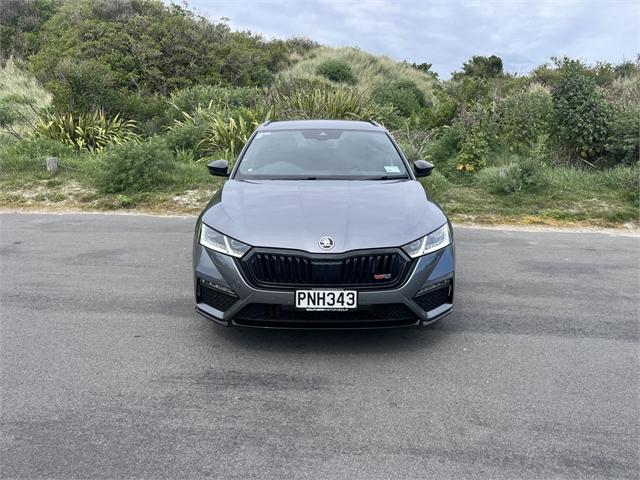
[410,89,457,130]
[271,85,392,123]
[477,157,547,194]
[605,105,640,165]
[498,85,553,152]
[97,137,176,193]
[167,112,209,152]
[455,128,489,173]
[372,80,426,116]
[35,110,141,152]
[421,170,451,198]
[29,1,290,96]
[197,107,271,159]
[446,77,490,105]
[424,124,463,166]
[108,92,168,130]
[0,137,75,174]
[316,59,357,84]
[45,58,117,114]
[167,85,262,120]
[551,60,612,163]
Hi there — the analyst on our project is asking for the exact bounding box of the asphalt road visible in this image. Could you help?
[1,212,638,480]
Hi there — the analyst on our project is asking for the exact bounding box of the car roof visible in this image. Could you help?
[257,119,385,131]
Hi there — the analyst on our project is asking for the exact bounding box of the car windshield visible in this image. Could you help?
[234,129,409,180]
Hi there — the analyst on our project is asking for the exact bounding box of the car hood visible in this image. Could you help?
[201,179,447,253]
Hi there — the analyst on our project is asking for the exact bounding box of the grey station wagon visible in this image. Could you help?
[193,119,454,328]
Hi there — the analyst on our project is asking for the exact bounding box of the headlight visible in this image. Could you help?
[402,223,451,258]
[199,224,251,258]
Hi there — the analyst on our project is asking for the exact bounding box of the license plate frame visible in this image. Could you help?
[295,289,358,311]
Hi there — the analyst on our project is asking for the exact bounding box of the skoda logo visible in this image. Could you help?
[319,236,335,250]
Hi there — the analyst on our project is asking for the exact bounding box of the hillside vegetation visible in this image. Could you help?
[0,0,638,226]
[281,47,437,104]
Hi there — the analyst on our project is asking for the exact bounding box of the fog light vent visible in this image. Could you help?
[414,280,451,312]
[198,279,238,312]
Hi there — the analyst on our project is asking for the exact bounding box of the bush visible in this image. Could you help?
[316,59,357,84]
[108,91,167,131]
[421,170,451,198]
[197,107,272,159]
[424,124,463,166]
[455,128,489,173]
[446,77,490,105]
[477,157,547,194]
[35,110,141,152]
[271,85,392,123]
[498,85,553,152]
[606,105,640,165]
[45,58,117,114]
[551,60,611,163]
[166,111,209,152]
[29,1,289,96]
[372,80,426,116]
[167,85,262,120]
[410,88,457,130]
[97,137,176,193]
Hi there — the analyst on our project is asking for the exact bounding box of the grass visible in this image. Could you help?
[420,165,639,226]
[280,47,437,104]
[0,59,52,136]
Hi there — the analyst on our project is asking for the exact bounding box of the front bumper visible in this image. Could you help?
[193,244,454,329]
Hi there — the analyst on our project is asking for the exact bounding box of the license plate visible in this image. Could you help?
[295,290,357,311]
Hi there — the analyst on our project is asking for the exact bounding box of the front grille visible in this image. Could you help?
[413,282,451,312]
[232,303,418,329]
[237,249,412,290]
[198,281,238,311]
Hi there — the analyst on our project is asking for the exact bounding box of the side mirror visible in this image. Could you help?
[413,160,434,178]
[207,159,229,177]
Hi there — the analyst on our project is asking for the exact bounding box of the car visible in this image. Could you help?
[193,119,454,329]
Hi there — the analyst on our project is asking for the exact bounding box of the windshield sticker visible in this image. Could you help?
[255,132,271,139]
[384,166,401,173]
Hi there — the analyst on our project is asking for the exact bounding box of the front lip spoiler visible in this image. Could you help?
[195,306,229,326]
[195,304,453,330]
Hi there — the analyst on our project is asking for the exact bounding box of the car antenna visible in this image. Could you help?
[368,119,380,127]
[262,120,272,126]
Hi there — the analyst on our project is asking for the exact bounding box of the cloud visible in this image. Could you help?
[188,0,640,77]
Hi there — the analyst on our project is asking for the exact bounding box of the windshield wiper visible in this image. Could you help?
[359,175,409,180]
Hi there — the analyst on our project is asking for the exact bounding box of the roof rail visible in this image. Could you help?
[368,119,380,127]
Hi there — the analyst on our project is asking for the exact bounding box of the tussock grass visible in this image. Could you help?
[280,47,436,104]
[0,59,51,134]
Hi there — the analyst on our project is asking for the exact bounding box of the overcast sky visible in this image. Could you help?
[188,0,639,78]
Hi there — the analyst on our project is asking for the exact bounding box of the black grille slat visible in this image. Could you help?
[239,250,412,290]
